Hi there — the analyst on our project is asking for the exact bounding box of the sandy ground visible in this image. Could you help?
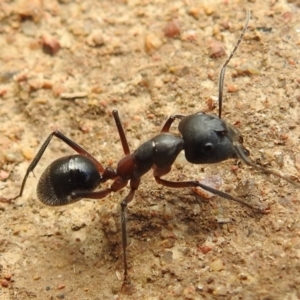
[1,0,300,299]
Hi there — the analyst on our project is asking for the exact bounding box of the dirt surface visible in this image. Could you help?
[1,0,300,299]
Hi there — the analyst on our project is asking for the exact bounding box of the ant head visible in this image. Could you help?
[178,113,239,164]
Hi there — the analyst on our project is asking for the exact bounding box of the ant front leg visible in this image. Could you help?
[153,167,265,212]
[160,114,185,133]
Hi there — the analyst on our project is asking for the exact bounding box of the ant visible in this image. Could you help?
[7,9,300,285]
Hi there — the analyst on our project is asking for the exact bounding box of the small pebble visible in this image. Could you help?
[0,170,9,180]
[183,285,196,298]
[161,251,173,264]
[21,20,37,36]
[60,92,88,100]
[0,279,9,288]
[282,11,293,23]
[238,273,248,280]
[187,6,203,19]
[227,84,238,93]
[5,150,24,163]
[92,33,104,46]
[17,0,43,23]
[234,64,261,77]
[86,30,105,47]
[145,33,163,54]
[169,65,190,77]
[41,35,61,56]
[234,179,254,197]
[164,19,181,38]
[167,283,183,296]
[28,76,44,91]
[209,40,226,58]
[57,284,65,290]
[199,245,213,254]
[203,5,215,15]
[160,228,175,239]
[3,273,12,280]
[210,258,224,271]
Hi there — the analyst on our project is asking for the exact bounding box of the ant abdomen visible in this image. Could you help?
[37,155,102,206]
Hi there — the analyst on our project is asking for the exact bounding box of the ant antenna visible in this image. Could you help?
[218,8,251,119]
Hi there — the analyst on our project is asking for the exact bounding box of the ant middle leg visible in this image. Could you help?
[120,178,141,284]
[73,174,140,284]
[112,110,131,155]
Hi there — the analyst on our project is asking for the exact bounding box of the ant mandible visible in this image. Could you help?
[8,9,300,284]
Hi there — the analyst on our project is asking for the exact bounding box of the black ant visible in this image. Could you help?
[7,9,300,285]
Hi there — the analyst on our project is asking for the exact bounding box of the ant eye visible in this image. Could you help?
[204,143,213,152]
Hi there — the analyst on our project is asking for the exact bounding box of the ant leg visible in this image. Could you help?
[112,110,131,155]
[69,176,128,200]
[156,176,257,210]
[73,174,139,284]
[160,114,185,133]
[10,130,105,201]
[153,167,263,211]
[120,178,141,284]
